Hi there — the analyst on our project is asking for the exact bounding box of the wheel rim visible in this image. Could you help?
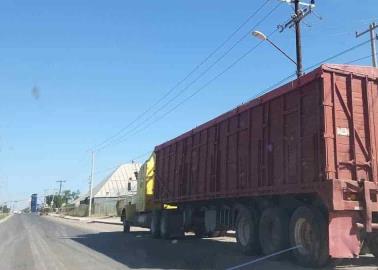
[238,216,251,246]
[294,217,313,255]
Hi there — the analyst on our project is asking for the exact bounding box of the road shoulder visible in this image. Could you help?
[44,214,124,233]
[0,214,13,224]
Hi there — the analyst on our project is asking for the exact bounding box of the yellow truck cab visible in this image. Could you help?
[120,153,168,233]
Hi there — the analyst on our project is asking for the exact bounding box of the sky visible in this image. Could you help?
[0,0,377,209]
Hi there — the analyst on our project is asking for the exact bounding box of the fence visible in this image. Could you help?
[92,198,118,217]
[62,204,88,217]
[62,197,127,217]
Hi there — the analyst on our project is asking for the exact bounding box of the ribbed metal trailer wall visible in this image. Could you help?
[155,64,378,206]
[323,66,378,184]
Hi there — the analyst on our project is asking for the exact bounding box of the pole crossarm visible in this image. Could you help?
[356,22,377,38]
[355,22,378,67]
[276,0,316,77]
[56,180,66,196]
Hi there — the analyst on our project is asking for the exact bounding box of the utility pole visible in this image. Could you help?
[88,151,95,217]
[43,189,48,207]
[294,0,303,77]
[50,192,56,208]
[356,22,378,67]
[56,180,66,196]
[278,0,315,77]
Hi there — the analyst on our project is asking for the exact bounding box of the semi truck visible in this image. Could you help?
[121,64,378,267]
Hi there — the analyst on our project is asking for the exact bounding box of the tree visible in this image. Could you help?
[45,190,80,208]
[0,205,10,213]
[62,190,80,204]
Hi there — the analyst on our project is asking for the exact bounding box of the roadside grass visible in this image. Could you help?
[0,213,9,220]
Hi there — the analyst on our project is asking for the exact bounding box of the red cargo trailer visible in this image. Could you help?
[152,64,378,266]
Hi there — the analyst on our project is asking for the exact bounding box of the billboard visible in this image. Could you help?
[31,194,38,213]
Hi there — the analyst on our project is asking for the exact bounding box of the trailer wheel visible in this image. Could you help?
[121,209,126,222]
[150,210,161,238]
[367,233,378,257]
[289,206,329,267]
[193,225,207,238]
[160,211,171,239]
[210,230,226,237]
[359,240,370,255]
[193,228,225,238]
[235,206,260,254]
[259,207,289,256]
[123,219,130,233]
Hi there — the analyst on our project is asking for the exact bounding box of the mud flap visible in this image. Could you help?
[329,211,361,258]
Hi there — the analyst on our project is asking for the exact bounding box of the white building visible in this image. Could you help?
[73,162,141,213]
[89,162,141,199]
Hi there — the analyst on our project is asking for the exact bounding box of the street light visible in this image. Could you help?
[252,30,299,76]
[252,30,268,41]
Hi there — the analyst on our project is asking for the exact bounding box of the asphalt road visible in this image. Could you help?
[0,214,376,270]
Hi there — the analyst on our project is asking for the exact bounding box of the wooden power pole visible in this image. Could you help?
[356,22,378,67]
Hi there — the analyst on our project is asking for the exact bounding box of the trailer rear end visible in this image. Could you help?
[151,64,378,266]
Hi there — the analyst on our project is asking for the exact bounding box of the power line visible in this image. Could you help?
[251,39,373,100]
[97,2,282,152]
[91,0,274,151]
[100,29,280,149]
[129,150,152,162]
[93,152,151,178]
[344,52,378,65]
[130,39,373,147]
[305,39,371,71]
[97,3,283,152]
[90,150,152,179]
[94,164,122,176]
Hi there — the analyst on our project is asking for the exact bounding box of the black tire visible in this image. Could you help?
[150,210,161,238]
[289,206,329,267]
[235,206,260,254]
[123,219,130,233]
[210,230,226,238]
[160,211,170,239]
[120,209,126,222]
[360,240,370,255]
[193,225,207,238]
[259,207,289,256]
[193,228,225,238]
[367,232,378,258]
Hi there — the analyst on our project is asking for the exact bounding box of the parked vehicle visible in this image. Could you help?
[122,64,378,267]
[120,153,165,234]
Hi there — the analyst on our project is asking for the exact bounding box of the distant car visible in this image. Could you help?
[13,211,21,214]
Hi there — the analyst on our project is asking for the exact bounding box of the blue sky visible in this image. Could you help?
[0,0,377,209]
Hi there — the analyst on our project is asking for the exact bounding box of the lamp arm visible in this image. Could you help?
[266,38,297,66]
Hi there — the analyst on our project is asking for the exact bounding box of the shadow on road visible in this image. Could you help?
[70,229,377,270]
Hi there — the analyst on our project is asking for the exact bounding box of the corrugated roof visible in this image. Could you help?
[83,162,141,199]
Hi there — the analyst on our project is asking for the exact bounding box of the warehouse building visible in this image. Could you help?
[73,162,141,216]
